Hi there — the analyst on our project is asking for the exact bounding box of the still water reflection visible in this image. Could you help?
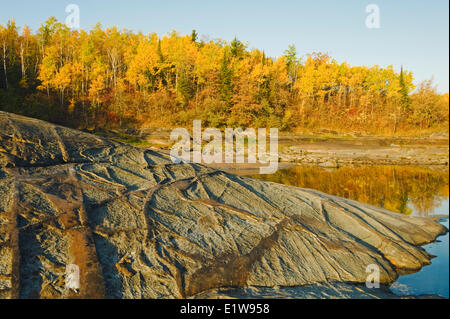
[251,165,449,298]
[251,165,449,217]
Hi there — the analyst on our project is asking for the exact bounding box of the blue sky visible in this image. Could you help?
[2,0,448,92]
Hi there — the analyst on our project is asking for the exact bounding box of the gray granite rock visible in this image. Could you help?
[0,111,447,299]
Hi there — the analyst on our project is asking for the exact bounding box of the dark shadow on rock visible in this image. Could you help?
[18,228,43,298]
[91,233,123,299]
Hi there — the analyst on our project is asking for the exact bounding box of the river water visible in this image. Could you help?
[249,165,449,298]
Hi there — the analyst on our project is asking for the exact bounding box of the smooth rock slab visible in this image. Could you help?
[0,111,447,299]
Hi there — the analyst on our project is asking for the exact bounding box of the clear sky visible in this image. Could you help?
[2,0,449,92]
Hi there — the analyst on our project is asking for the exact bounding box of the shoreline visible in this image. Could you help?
[138,131,449,171]
[276,134,449,167]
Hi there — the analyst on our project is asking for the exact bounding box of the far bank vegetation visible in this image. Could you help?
[0,18,448,136]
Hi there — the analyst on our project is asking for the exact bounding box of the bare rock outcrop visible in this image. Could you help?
[0,111,447,299]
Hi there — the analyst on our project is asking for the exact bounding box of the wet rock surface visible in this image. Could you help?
[0,111,447,299]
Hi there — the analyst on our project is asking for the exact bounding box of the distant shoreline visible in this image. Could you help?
[105,129,450,170]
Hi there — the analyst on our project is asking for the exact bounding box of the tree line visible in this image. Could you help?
[0,18,448,134]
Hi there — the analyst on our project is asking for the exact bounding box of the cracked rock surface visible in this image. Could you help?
[0,111,447,299]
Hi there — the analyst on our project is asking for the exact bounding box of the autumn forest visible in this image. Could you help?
[0,18,448,134]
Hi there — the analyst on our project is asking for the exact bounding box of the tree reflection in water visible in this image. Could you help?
[251,165,449,217]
